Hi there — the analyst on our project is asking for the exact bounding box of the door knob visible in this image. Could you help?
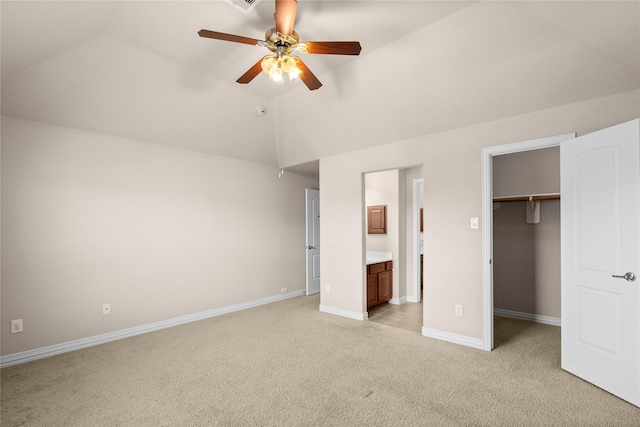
[306,246,315,250]
[612,272,636,282]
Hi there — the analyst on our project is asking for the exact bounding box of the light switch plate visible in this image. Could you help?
[470,217,479,229]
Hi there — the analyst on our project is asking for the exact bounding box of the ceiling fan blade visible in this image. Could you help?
[296,58,322,91]
[198,30,262,46]
[274,0,298,36]
[236,59,264,84]
[302,41,362,56]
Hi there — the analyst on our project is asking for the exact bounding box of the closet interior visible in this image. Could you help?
[492,147,561,328]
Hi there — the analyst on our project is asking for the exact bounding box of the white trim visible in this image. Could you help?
[422,327,485,351]
[1,290,305,368]
[319,304,366,320]
[483,133,575,156]
[481,133,575,352]
[494,308,561,327]
[407,295,419,303]
[389,296,408,305]
[412,178,423,304]
[481,148,494,351]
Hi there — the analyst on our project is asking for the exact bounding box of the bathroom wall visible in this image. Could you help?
[365,170,398,253]
[365,169,403,301]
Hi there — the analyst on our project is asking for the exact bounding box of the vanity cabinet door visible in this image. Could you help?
[367,274,378,307]
[367,261,393,308]
[377,270,392,303]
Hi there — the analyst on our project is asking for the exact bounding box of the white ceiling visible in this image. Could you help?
[2,1,639,179]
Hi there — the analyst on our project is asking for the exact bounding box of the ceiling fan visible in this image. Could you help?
[198,0,362,90]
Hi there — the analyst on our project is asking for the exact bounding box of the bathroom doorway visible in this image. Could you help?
[364,167,423,333]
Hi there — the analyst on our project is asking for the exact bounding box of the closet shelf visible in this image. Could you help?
[493,194,560,203]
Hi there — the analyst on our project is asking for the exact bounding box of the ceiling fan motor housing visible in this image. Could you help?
[265,28,299,55]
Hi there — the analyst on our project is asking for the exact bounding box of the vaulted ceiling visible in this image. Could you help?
[2,1,639,179]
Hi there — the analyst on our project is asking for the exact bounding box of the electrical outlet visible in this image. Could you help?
[455,304,463,317]
[281,287,288,293]
[325,284,331,293]
[102,303,111,315]
[11,319,23,333]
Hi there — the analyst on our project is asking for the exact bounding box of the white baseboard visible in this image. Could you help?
[419,310,561,354]
[319,304,366,321]
[389,296,407,305]
[494,308,561,326]
[406,295,419,303]
[422,327,486,351]
[1,290,305,368]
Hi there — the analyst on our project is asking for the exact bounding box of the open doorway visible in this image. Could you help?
[481,133,575,350]
[492,148,561,347]
[364,167,423,333]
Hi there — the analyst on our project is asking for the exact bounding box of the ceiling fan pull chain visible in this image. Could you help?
[278,82,285,178]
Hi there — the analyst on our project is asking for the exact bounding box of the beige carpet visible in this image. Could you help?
[2,294,639,426]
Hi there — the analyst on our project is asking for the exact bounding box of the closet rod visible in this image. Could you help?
[493,194,560,203]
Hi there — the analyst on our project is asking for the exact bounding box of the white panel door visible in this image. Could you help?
[561,119,640,406]
[305,189,320,295]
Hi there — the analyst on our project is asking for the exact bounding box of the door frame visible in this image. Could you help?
[305,188,320,295]
[410,178,423,303]
[481,133,575,351]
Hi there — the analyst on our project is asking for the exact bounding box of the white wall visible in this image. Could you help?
[319,89,639,344]
[1,117,318,356]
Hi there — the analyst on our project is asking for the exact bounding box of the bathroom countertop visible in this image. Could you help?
[365,251,392,265]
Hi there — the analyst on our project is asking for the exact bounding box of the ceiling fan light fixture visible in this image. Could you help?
[270,67,284,82]
[261,55,278,76]
[288,56,301,80]
[261,54,301,82]
[280,54,296,73]
[288,66,300,80]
